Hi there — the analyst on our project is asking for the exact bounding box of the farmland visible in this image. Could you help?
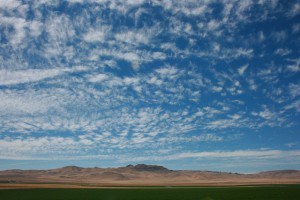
[0,185,300,200]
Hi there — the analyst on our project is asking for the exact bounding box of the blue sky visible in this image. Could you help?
[0,0,299,173]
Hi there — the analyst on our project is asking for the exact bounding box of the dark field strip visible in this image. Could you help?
[1,185,300,200]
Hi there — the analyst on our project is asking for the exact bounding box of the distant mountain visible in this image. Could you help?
[122,164,170,172]
[0,164,299,186]
[56,166,83,171]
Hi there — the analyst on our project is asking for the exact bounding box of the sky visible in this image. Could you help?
[0,0,299,173]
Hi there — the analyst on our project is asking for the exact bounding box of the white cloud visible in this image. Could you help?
[152,52,167,60]
[0,66,88,86]
[230,114,241,120]
[123,52,140,61]
[274,48,291,56]
[207,20,221,31]
[289,3,300,17]
[286,59,300,72]
[257,107,275,120]
[205,119,240,130]
[0,90,55,115]
[283,100,300,112]
[258,31,265,41]
[83,27,109,42]
[0,16,27,46]
[235,48,253,57]
[212,86,223,92]
[0,0,21,9]
[248,79,257,91]
[28,20,43,37]
[147,76,162,85]
[88,73,110,83]
[46,14,75,43]
[158,133,223,144]
[148,1,209,17]
[272,30,287,42]
[123,77,140,85]
[285,142,298,148]
[178,4,208,16]
[156,67,178,77]
[289,83,300,99]
[292,23,300,33]
[115,29,150,45]
[0,69,60,86]
[238,64,248,75]
[0,136,96,160]
[170,150,300,160]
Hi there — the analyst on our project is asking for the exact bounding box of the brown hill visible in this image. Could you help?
[0,164,299,187]
[256,170,300,178]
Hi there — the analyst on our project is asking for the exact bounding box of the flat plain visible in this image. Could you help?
[1,185,300,200]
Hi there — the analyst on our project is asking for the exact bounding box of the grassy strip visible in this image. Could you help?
[0,185,300,200]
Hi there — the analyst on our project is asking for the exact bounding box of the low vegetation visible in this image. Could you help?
[1,185,300,200]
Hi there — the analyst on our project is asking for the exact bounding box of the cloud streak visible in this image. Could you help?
[0,66,88,86]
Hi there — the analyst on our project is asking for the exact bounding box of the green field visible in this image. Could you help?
[1,185,300,200]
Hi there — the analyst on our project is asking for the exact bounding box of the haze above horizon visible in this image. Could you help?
[0,0,299,173]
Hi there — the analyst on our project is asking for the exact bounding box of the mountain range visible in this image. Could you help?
[1,164,300,187]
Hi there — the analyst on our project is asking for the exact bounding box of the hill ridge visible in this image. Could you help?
[1,164,300,186]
